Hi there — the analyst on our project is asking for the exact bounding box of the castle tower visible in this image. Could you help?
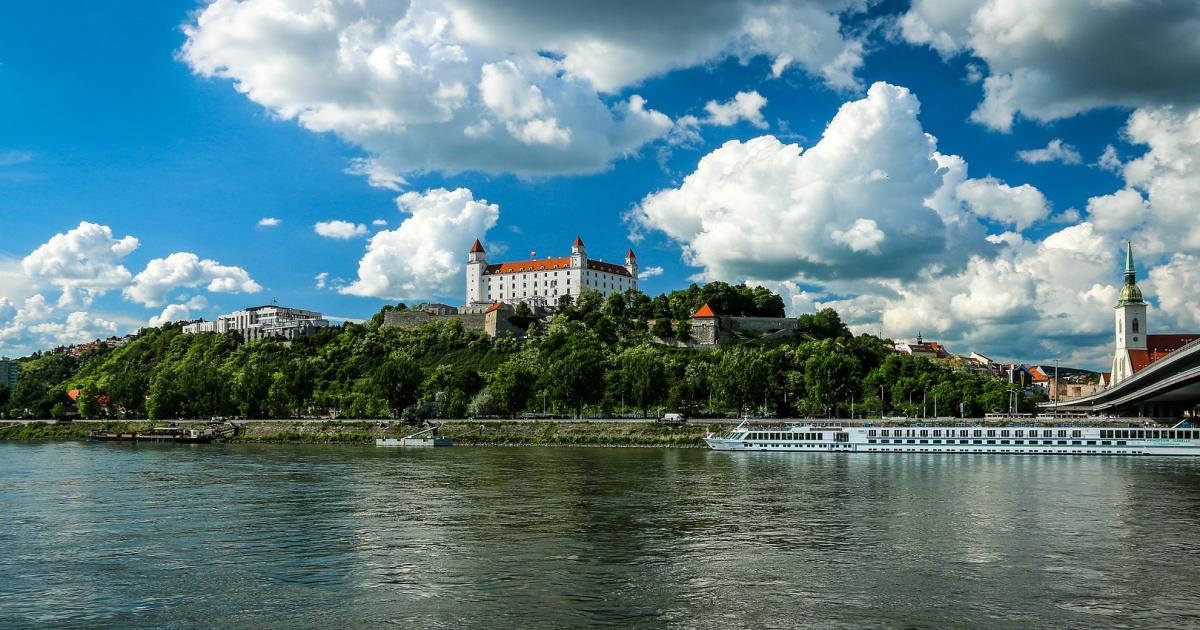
[570,236,586,269]
[1111,240,1147,385]
[625,248,638,289]
[466,238,487,305]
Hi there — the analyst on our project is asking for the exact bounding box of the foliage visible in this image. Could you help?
[1,286,1038,421]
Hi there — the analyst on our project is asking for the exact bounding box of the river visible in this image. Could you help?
[2,442,1199,628]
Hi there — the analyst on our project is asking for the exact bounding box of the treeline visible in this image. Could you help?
[1,285,1038,421]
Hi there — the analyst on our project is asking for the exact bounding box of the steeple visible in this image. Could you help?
[1117,240,1145,306]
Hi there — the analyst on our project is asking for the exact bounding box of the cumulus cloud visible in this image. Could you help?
[0,294,121,351]
[125,252,262,307]
[1097,144,1122,172]
[956,176,1050,231]
[257,217,281,227]
[371,219,388,227]
[638,266,664,280]
[21,221,139,308]
[634,82,998,284]
[703,91,769,128]
[180,0,867,177]
[314,220,369,240]
[1016,138,1082,165]
[342,187,499,299]
[898,1,1200,130]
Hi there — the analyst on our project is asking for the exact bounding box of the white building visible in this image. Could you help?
[182,304,329,340]
[466,236,637,306]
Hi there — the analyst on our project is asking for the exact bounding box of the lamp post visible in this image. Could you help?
[1054,358,1060,414]
[922,386,930,419]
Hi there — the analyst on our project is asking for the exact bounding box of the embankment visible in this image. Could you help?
[0,420,713,447]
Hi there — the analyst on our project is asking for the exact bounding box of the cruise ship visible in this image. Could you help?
[704,421,1200,456]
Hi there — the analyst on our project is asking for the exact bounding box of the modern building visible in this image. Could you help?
[0,357,18,390]
[182,304,329,340]
[1110,241,1200,385]
[466,236,637,307]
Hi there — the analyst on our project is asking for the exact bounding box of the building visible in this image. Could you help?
[684,303,804,347]
[0,357,18,390]
[182,304,329,340]
[382,302,528,338]
[894,334,951,360]
[466,236,637,307]
[1110,241,1200,385]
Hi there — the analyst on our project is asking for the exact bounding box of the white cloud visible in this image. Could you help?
[371,219,388,227]
[314,272,329,289]
[257,217,281,227]
[956,176,1050,231]
[1086,188,1149,236]
[125,252,262,307]
[634,82,996,284]
[1097,144,1122,172]
[148,296,208,327]
[638,266,664,280]
[829,218,885,254]
[342,187,499,299]
[703,91,768,128]
[898,1,1200,131]
[314,220,368,240]
[0,294,122,352]
[1016,138,1082,165]
[21,221,139,308]
[1147,254,1200,331]
[345,157,408,191]
[180,0,866,177]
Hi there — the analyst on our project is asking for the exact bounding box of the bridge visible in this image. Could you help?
[1045,337,1200,418]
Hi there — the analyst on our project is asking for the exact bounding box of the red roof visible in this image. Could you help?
[693,303,716,318]
[485,257,572,275]
[469,239,485,253]
[1029,366,1049,382]
[484,302,502,314]
[573,236,585,248]
[1146,334,1200,352]
[626,248,636,259]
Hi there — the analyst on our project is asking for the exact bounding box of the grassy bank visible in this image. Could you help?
[0,420,712,447]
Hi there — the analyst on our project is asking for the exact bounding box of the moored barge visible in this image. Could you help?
[87,426,222,444]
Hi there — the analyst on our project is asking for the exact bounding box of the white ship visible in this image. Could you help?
[704,420,1200,456]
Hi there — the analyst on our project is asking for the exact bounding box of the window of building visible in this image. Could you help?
[1132,318,1139,333]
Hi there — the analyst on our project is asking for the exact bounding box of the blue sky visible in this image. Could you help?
[3,1,1200,368]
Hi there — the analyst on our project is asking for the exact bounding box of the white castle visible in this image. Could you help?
[466,236,638,307]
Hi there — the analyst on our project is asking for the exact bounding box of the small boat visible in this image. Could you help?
[87,426,221,444]
[376,426,453,447]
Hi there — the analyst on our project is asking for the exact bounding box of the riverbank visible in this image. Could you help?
[0,420,712,447]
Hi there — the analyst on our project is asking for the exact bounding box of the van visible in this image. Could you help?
[660,413,686,425]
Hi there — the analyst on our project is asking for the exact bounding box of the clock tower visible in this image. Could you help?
[1111,240,1147,385]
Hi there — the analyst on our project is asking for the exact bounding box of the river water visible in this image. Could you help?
[2,442,1200,628]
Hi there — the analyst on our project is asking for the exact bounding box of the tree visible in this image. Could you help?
[488,359,535,417]
[711,346,769,414]
[0,384,9,411]
[109,370,147,417]
[373,354,423,419]
[650,317,674,339]
[543,340,605,418]
[616,346,668,417]
[50,402,68,421]
[803,351,861,416]
[439,388,469,419]
[77,387,102,419]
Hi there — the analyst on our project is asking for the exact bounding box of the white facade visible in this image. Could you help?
[466,237,637,306]
[182,305,329,340]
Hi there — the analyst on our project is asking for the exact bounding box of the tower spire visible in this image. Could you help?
[1117,239,1145,306]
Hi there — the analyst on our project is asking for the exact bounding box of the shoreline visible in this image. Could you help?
[0,419,713,448]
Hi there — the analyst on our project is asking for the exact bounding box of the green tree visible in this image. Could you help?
[616,346,668,417]
[711,346,768,413]
[77,387,102,419]
[543,340,605,418]
[650,317,674,339]
[50,402,68,421]
[488,359,535,417]
[373,354,423,419]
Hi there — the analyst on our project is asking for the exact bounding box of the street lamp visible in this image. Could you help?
[922,386,930,419]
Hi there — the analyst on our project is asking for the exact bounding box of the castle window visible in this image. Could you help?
[1132,318,1139,333]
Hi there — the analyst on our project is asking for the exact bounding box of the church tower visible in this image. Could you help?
[624,248,638,289]
[466,238,487,305]
[1111,240,1147,385]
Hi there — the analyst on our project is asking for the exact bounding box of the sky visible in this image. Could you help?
[3,0,1200,369]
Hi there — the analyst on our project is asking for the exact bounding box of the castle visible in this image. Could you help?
[466,236,637,307]
[1110,241,1199,385]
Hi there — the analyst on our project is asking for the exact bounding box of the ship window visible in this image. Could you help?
[987,430,996,437]
[1001,430,1010,437]
[1072,430,1082,438]
[1101,441,1110,446]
